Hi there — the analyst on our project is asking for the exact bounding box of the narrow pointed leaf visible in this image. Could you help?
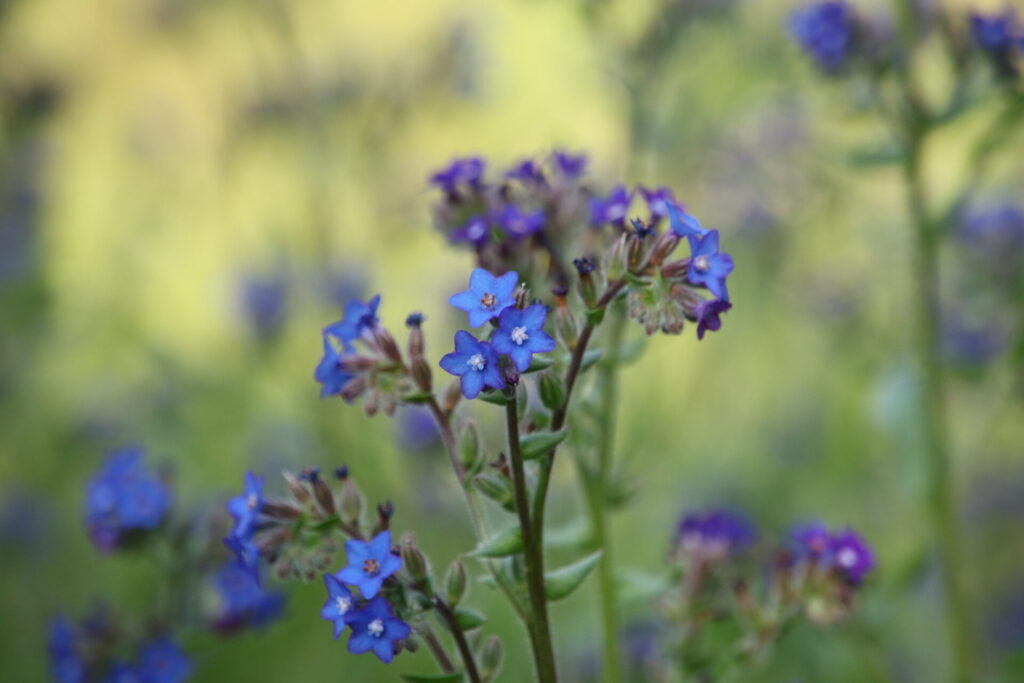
[469,525,523,558]
[520,428,568,460]
[544,551,603,602]
[453,606,486,631]
[524,355,554,373]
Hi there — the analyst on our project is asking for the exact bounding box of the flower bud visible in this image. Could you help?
[282,470,312,505]
[648,231,681,267]
[602,233,629,281]
[338,355,376,373]
[312,476,336,516]
[341,375,369,403]
[573,257,599,309]
[411,357,432,392]
[406,312,425,357]
[374,328,403,364]
[261,499,301,520]
[373,501,394,535]
[538,372,566,413]
[441,379,462,415]
[481,635,503,681]
[473,472,514,510]
[514,283,530,310]
[458,421,481,474]
[401,538,429,585]
[553,302,578,350]
[660,258,689,280]
[444,560,467,607]
[339,478,363,524]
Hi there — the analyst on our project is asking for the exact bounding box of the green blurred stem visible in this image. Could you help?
[505,394,559,682]
[420,624,457,674]
[433,593,482,683]
[902,123,976,682]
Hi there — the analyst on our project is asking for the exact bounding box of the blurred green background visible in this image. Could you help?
[1,0,1022,680]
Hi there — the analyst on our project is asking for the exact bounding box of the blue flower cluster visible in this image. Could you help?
[84,448,171,552]
[49,617,192,683]
[319,531,411,663]
[441,268,556,399]
[790,522,876,585]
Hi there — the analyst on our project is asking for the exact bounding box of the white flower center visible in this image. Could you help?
[837,548,858,568]
[247,493,259,509]
[468,223,485,240]
[510,326,529,345]
[335,596,351,614]
[467,353,486,371]
[368,618,385,637]
[693,255,710,273]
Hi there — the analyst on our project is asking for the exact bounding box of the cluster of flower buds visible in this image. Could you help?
[84,448,171,552]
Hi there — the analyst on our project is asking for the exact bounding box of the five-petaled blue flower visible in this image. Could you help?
[491,304,557,372]
[789,0,856,73]
[344,595,412,663]
[85,448,171,552]
[226,471,263,540]
[496,205,545,240]
[693,299,732,340]
[336,530,402,599]
[314,333,354,399]
[589,185,632,226]
[324,295,381,345]
[321,573,356,639]
[667,203,709,239]
[430,157,486,194]
[209,561,285,633]
[828,528,875,585]
[439,331,506,399]
[449,268,519,327]
[687,230,734,301]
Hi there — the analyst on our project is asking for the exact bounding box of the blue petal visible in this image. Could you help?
[348,631,374,655]
[337,566,364,586]
[482,364,506,391]
[361,576,385,599]
[449,290,479,313]
[468,268,494,293]
[369,530,392,558]
[388,618,412,640]
[379,553,403,578]
[468,308,496,328]
[371,638,395,663]
[439,351,469,376]
[510,347,532,372]
[333,618,346,639]
[453,330,480,354]
[344,539,371,565]
[493,270,520,298]
[461,371,485,399]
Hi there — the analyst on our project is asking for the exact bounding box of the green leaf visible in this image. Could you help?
[579,349,603,374]
[401,673,465,682]
[544,551,602,601]
[846,144,904,168]
[401,391,435,404]
[469,526,523,558]
[523,355,554,373]
[453,606,486,631]
[519,427,568,460]
[543,517,594,551]
[585,307,606,326]
[478,390,509,406]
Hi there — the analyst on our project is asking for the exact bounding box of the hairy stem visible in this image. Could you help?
[434,594,483,683]
[421,624,457,674]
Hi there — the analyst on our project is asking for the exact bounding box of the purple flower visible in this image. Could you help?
[336,530,402,599]
[396,407,441,452]
[552,150,588,180]
[314,333,354,399]
[789,1,856,73]
[506,159,546,184]
[687,230,734,301]
[789,521,832,559]
[239,273,288,340]
[135,638,192,683]
[693,299,732,340]
[439,331,506,399]
[344,595,412,663]
[209,562,285,633]
[223,534,262,583]
[430,157,486,194]
[448,268,519,327]
[496,204,545,240]
[491,304,556,372]
[449,215,492,246]
[324,295,381,345]
[321,573,356,639]
[667,203,709,239]
[589,185,633,227]
[676,509,756,561]
[48,618,85,683]
[639,186,677,222]
[85,449,171,552]
[970,9,1021,54]
[828,528,875,584]
[226,471,263,540]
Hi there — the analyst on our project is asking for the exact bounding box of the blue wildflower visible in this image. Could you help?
[789,1,856,73]
[324,295,381,345]
[496,204,545,240]
[448,268,519,327]
[667,203,709,240]
[687,230,734,301]
[135,638,192,683]
[506,159,546,185]
[209,562,285,633]
[491,304,557,372]
[639,186,677,222]
[589,185,632,227]
[224,534,262,583]
[85,449,171,552]
[396,407,441,452]
[676,509,756,561]
[48,618,85,683]
[104,663,140,683]
[439,331,506,399]
[336,530,402,599]
[693,299,732,340]
[226,471,264,540]
[449,215,492,246]
[828,528,875,584]
[314,333,354,399]
[552,150,588,180]
[239,273,288,340]
[970,9,1021,54]
[321,573,356,639]
[789,521,832,559]
[344,596,412,663]
[430,157,486,194]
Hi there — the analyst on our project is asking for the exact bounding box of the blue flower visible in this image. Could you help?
[676,509,756,561]
[321,573,356,639]
[552,150,588,180]
[439,331,506,399]
[226,471,264,540]
[85,448,171,552]
[224,534,262,583]
[336,530,402,599]
[693,299,732,340]
[209,561,285,633]
[430,157,486,194]
[396,406,441,452]
[448,268,519,327]
[789,1,856,73]
[589,185,632,227]
[324,295,381,345]
[344,596,412,663]
[449,215,492,246]
[506,159,546,184]
[667,203,709,239]
[828,528,875,585]
[789,521,832,559]
[314,333,353,399]
[491,304,557,372]
[239,273,288,340]
[687,230,734,301]
[496,204,545,240]
[970,9,1021,54]
[104,663,140,683]
[48,618,85,683]
[639,186,677,221]
[135,638,192,683]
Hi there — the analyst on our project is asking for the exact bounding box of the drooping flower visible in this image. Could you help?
[430,157,486,194]
[324,295,381,345]
[314,333,354,399]
[491,304,557,372]
[48,618,85,683]
[448,268,519,327]
[344,595,412,663]
[496,204,545,240]
[693,299,732,340]
[589,185,633,227]
[321,573,356,639]
[336,530,402,599]
[551,150,588,180]
[676,509,757,562]
[828,528,875,584]
[226,472,264,540]
[789,1,856,73]
[208,562,285,633]
[667,203,709,239]
[439,331,506,399]
[135,638,193,683]
[686,230,734,301]
[85,449,171,552]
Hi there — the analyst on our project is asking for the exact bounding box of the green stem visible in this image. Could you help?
[505,394,559,682]
[903,126,976,683]
[433,593,483,683]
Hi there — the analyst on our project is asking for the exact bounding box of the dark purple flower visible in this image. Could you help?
[449,215,492,246]
[85,449,171,552]
[687,230,734,301]
[639,186,677,221]
[314,333,354,399]
[506,159,546,185]
[209,561,285,633]
[552,150,588,180]
[448,268,519,327]
[344,595,412,663]
[430,157,486,194]
[226,471,263,540]
[491,304,557,372]
[693,299,732,340]
[324,295,381,345]
[336,530,402,599]
[439,331,506,399]
[970,9,1022,54]
[589,185,633,227]
[789,521,832,559]
[496,204,545,240]
[828,528,875,584]
[321,573,355,639]
[789,1,856,73]
[676,509,756,561]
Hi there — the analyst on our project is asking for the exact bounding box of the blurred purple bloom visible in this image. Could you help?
[496,204,545,240]
[970,9,1022,54]
[439,331,506,399]
[239,274,288,340]
[48,618,85,683]
[667,203,709,239]
[135,639,192,683]
[396,407,441,452]
[589,185,632,227]
[506,159,546,184]
[552,150,588,180]
[639,186,677,222]
[85,449,171,552]
[789,1,856,73]
[209,562,284,633]
[336,530,402,599]
[344,595,412,663]
[324,295,381,345]
[314,333,354,399]
[694,299,732,340]
[789,520,832,558]
[676,509,756,560]
[223,534,262,583]
[226,471,263,540]
[430,157,486,194]
[449,215,491,246]
[828,528,875,584]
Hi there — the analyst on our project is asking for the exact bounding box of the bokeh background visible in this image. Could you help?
[1,0,1022,680]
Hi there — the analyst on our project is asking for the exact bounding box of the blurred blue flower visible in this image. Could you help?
[336,530,402,599]
[789,520,832,559]
[789,1,856,73]
[344,595,412,663]
[439,331,506,399]
[491,304,556,372]
[321,573,355,639]
[941,313,1006,367]
[85,449,171,552]
[449,268,518,327]
[693,299,732,340]
[239,273,288,341]
[396,407,441,452]
[223,534,262,583]
[324,295,381,345]
[506,159,546,185]
[226,471,264,540]
[209,562,285,633]
[48,618,85,683]
[686,230,734,301]
[970,8,1022,54]
[314,333,354,399]
[449,215,491,246]
[430,156,486,194]
[135,638,192,683]
[496,204,545,240]
[676,509,756,561]
[828,528,875,584]
[552,150,588,180]
[589,185,632,227]
[639,186,677,222]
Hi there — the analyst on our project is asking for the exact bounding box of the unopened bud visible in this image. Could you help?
[406,312,425,357]
[374,328,403,364]
[538,372,566,413]
[282,470,312,505]
[341,376,369,403]
[602,233,629,281]
[473,472,514,509]
[338,355,375,373]
[401,539,429,585]
[262,499,301,520]
[312,477,336,516]
[442,379,462,415]
[554,302,578,351]
[514,283,529,309]
[373,501,394,535]
[444,561,467,607]
[481,635,503,681]
[411,357,432,392]
[649,231,681,266]
[661,258,689,280]
[458,421,481,474]
[339,479,363,524]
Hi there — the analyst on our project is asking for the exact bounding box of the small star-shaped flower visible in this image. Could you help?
[439,331,506,399]
[314,333,354,399]
[321,573,356,639]
[686,230,734,301]
[344,595,412,663]
[491,304,557,372]
[324,295,381,345]
[667,202,709,240]
[336,530,402,599]
[639,186,677,221]
[449,268,519,328]
[226,471,264,540]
